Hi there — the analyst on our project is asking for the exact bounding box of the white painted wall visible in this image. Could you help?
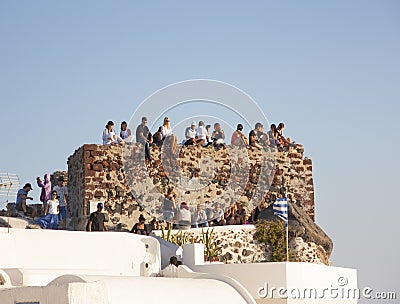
[52,275,250,304]
[152,235,183,268]
[187,262,358,303]
[0,281,108,304]
[0,228,358,304]
[0,275,251,304]
[0,227,161,284]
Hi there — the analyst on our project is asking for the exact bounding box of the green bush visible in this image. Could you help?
[202,228,222,262]
[254,220,286,262]
[160,226,221,261]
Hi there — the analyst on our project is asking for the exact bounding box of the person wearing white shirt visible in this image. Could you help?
[37,190,60,229]
[161,117,172,139]
[120,121,133,142]
[192,204,208,228]
[102,121,124,145]
[195,121,208,146]
[53,177,68,229]
[211,203,226,226]
[184,121,197,145]
[178,202,191,229]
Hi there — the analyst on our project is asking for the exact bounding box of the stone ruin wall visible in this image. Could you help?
[50,171,68,189]
[67,144,140,231]
[66,143,315,231]
[152,226,330,265]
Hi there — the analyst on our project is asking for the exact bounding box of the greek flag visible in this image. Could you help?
[273,197,288,226]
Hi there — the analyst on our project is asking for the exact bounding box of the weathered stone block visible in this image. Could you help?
[93,164,103,171]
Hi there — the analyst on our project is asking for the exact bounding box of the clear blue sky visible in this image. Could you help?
[1,1,399,301]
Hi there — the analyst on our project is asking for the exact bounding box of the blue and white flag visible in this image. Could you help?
[273,197,288,226]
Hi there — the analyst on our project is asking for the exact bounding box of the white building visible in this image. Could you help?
[0,227,357,304]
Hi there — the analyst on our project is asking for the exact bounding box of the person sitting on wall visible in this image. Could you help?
[231,124,249,146]
[251,201,266,223]
[267,124,281,148]
[159,117,177,155]
[192,204,208,228]
[152,126,163,147]
[195,121,208,147]
[87,203,108,232]
[249,122,264,150]
[177,202,191,229]
[205,124,212,146]
[150,218,160,230]
[119,121,133,142]
[277,122,294,149]
[224,205,236,226]
[161,116,172,139]
[131,214,151,235]
[15,183,35,218]
[102,121,124,145]
[211,122,225,146]
[256,125,270,148]
[210,203,225,226]
[234,203,247,225]
[183,121,197,146]
[161,256,179,278]
[135,116,152,161]
[37,190,60,229]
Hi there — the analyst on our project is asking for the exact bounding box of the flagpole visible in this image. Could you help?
[286,200,289,262]
[286,220,289,262]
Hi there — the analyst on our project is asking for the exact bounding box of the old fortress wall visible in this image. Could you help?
[57,142,333,265]
[67,143,314,229]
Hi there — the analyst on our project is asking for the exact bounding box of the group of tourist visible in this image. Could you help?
[102,118,294,156]
[232,122,294,150]
[126,197,272,237]
[12,117,294,232]
[15,174,68,230]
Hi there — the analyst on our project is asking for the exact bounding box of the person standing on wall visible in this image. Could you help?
[53,177,68,229]
[37,174,51,213]
[87,203,108,232]
[136,116,152,161]
[37,190,60,229]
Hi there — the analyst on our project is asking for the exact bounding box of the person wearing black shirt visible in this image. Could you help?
[130,214,151,235]
[249,122,263,149]
[87,203,108,231]
[136,116,152,161]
